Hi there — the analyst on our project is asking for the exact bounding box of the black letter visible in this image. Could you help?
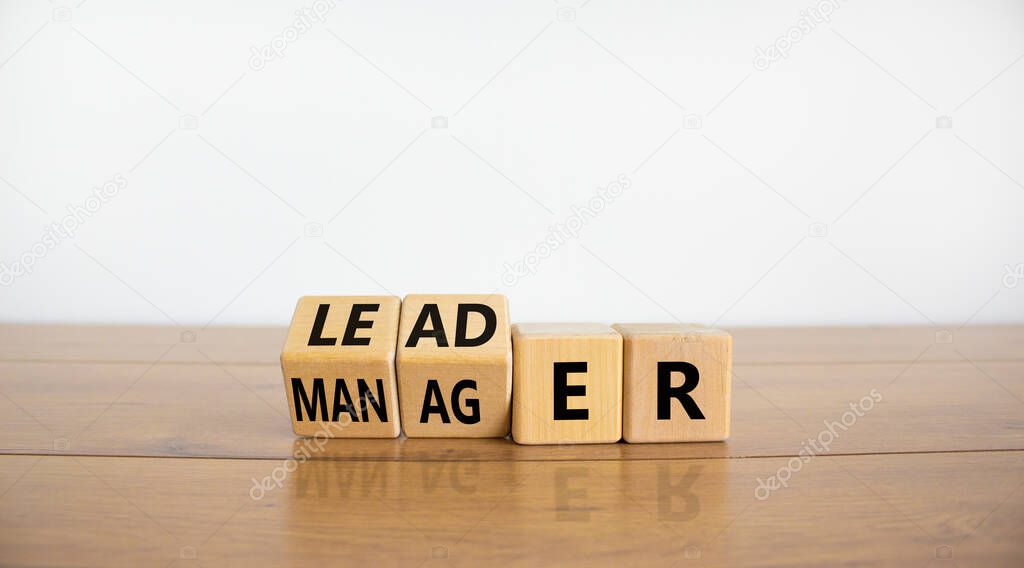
[405,304,448,347]
[553,362,589,420]
[657,362,705,420]
[342,304,379,346]
[357,379,388,422]
[420,380,451,423]
[452,379,480,424]
[332,379,359,422]
[292,378,327,421]
[454,304,497,347]
[307,304,337,346]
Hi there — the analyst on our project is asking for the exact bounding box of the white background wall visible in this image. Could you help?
[2,0,1022,328]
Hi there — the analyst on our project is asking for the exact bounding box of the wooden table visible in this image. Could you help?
[1,324,1021,566]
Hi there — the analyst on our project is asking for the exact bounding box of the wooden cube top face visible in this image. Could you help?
[397,294,512,438]
[511,323,622,445]
[612,323,715,337]
[281,296,401,438]
[283,296,400,363]
[512,322,620,339]
[614,323,731,443]
[397,294,511,362]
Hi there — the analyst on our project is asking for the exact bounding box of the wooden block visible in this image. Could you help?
[613,323,731,443]
[511,323,622,445]
[396,294,512,438]
[281,296,401,438]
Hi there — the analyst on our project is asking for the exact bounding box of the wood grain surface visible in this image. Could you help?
[1,451,1021,567]
[2,358,1021,460]
[0,324,1022,566]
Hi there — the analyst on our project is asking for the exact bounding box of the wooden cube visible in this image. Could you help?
[511,323,622,445]
[613,323,731,443]
[281,296,401,438]
[396,294,512,438]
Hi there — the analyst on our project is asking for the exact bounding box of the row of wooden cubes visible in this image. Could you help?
[281,295,731,444]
